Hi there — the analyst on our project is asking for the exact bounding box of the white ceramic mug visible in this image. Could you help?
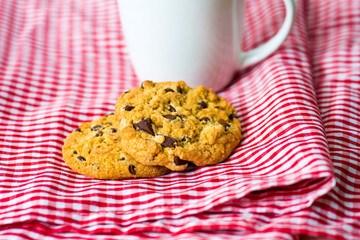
[118,0,296,91]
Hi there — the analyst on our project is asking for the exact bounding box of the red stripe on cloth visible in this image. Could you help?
[0,225,297,240]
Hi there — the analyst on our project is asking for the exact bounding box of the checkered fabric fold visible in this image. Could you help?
[0,0,359,239]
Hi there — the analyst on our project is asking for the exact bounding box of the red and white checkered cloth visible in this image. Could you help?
[0,0,359,239]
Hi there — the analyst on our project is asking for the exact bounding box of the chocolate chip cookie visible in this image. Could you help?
[62,114,170,179]
[115,81,242,171]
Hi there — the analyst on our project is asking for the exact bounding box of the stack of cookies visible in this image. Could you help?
[62,81,242,179]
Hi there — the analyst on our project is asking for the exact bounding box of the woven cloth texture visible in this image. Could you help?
[0,0,359,239]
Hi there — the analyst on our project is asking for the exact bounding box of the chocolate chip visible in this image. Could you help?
[169,105,176,112]
[95,131,103,137]
[141,82,145,88]
[165,88,174,92]
[124,105,135,111]
[185,162,197,171]
[223,123,230,131]
[180,137,187,142]
[106,113,115,116]
[133,118,155,136]
[200,117,210,122]
[124,90,129,94]
[163,114,177,121]
[174,156,188,166]
[73,150,77,154]
[215,106,220,109]
[75,128,81,132]
[77,156,86,162]
[177,86,183,93]
[111,128,117,133]
[120,157,125,161]
[92,125,102,131]
[229,113,237,120]
[199,101,208,109]
[129,165,136,175]
[161,136,177,148]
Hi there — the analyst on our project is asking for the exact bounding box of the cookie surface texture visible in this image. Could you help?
[62,114,170,179]
[115,81,242,171]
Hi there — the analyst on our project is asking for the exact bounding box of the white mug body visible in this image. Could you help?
[118,0,245,91]
[118,0,296,91]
